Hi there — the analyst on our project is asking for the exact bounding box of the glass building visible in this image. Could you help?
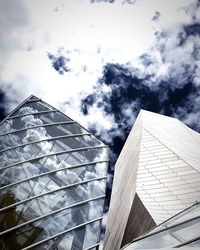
[0,95,109,250]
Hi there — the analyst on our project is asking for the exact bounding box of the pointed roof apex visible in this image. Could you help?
[26,95,40,101]
[138,109,177,121]
[134,109,200,173]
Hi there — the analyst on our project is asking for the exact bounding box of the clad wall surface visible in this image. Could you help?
[121,193,156,247]
[138,111,200,224]
[104,110,200,249]
[0,95,109,250]
[103,113,143,250]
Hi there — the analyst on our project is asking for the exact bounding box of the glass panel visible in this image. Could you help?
[0,123,91,150]
[11,102,52,117]
[0,181,105,231]
[148,203,200,234]
[190,238,200,247]
[16,220,101,250]
[164,203,200,227]
[127,217,200,249]
[0,98,107,250]
[1,199,103,248]
[174,218,200,242]
[0,149,108,187]
[45,122,87,136]
[0,164,107,206]
[0,111,72,134]
[0,140,106,168]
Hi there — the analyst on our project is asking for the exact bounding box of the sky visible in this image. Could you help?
[1,0,200,212]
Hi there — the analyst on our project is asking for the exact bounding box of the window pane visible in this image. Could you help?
[0,180,106,231]
[0,165,107,207]
[0,111,72,134]
[29,220,101,250]
[0,148,108,188]
[1,200,104,248]
[11,102,51,116]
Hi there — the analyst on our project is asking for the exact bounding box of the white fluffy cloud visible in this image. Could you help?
[0,0,197,135]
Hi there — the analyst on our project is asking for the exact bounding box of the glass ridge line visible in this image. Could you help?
[0,176,107,212]
[0,195,105,235]
[142,202,200,236]
[0,145,109,172]
[0,95,35,125]
[0,132,92,153]
[25,98,42,103]
[0,121,76,137]
[6,109,57,120]
[21,217,103,250]
[84,243,100,250]
[0,160,109,191]
[0,95,102,144]
[126,214,200,246]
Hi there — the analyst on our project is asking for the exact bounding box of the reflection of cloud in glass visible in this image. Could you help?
[0,99,108,249]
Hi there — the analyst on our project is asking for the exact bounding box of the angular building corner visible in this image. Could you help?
[122,201,200,249]
[0,95,109,249]
[104,109,200,250]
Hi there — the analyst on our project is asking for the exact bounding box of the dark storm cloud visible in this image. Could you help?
[81,94,96,115]
[80,1,200,204]
[48,53,70,75]
[81,63,200,155]
[178,23,200,45]
[0,89,7,122]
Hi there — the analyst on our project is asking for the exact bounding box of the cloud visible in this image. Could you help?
[80,0,200,194]
[90,0,136,4]
[0,90,7,121]
[1,0,200,214]
[48,52,70,75]
[0,0,29,71]
[90,0,115,3]
[0,0,30,120]
[152,11,161,21]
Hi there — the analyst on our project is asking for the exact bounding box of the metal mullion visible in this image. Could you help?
[0,195,105,236]
[37,97,72,120]
[84,243,100,250]
[0,145,108,172]
[0,176,107,212]
[6,110,57,120]
[57,108,103,144]
[146,201,199,232]
[0,95,35,125]
[0,160,108,191]
[26,173,45,221]
[175,235,200,248]
[126,214,200,246]
[13,99,59,118]
[0,121,75,137]
[21,217,103,250]
[25,98,41,103]
[0,133,92,153]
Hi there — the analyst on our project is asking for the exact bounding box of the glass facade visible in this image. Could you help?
[123,202,200,249]
[0,96,109,250]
